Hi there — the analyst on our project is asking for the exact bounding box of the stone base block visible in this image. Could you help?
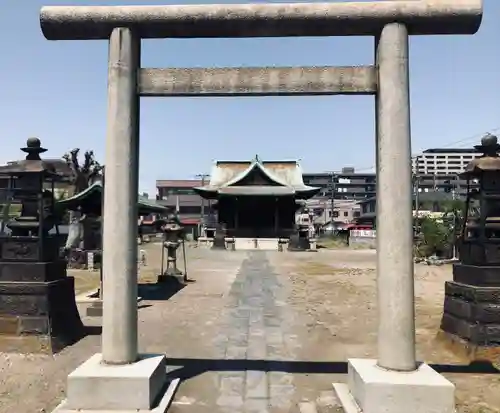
[441,281,500,345]
[0,260,67,282]
[333,358,455,413]
[452,263,500,287]
[61,353,177,411]
[441,312,500,345]
[0,277,84,353]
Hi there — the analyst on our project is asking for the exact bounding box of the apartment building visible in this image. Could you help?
[412,148,481,175]
[156,179,214,227]
[302,167,376,200]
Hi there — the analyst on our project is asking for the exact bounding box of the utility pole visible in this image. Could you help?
[195,173,210,225]
[452,173,458,259]
[329,171,336,235]
[413,173,420,237]
[452,173,457,201]
[412,157,419,234]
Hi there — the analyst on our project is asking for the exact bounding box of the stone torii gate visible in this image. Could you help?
[40,1,482,412]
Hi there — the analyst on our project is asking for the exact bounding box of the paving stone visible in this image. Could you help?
[228,331,249,347]
[264,316,281,327]
[216,394,244,409]
[226,345,247,359]
[245,370,268,399]
[266,344,289,361]
[217,371,246,385]
[244,397,270,413]
[269,372,294,386]
[270,383,295,399]
[248,327,265,339]
[265,329,284,346]
[249,311,264,325]
[220,376,245,396]
[247,337,267,359]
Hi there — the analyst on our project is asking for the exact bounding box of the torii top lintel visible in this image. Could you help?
[40,0,482,41]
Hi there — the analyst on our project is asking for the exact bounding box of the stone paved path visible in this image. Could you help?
[213,252,299,413]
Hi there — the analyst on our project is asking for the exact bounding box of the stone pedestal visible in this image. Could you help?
[287,232,310,251]
[0,258,84,353]
[441,263,500,345]
[52,353,180,413]
[211,233,226,249]
[333,359,455,413]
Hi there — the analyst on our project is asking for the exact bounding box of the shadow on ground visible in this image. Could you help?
[164,358,500,381]
[83,325,102,336]
[138,277,187,301]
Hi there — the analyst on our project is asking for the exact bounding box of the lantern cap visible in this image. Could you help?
[21,137,47,160]
[461,134,500,178]
[473,133,500,155]
[0,138,61,178]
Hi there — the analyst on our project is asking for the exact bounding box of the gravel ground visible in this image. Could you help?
[1,245,499,413]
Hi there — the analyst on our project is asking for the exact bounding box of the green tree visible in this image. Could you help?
[415,200,464,259]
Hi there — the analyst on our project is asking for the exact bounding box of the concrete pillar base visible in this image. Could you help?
[333,359,455,413]
[51,353,179,412]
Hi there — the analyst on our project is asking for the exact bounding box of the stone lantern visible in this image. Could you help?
[0,138,84,353]
[288,201,311,251]
[159,212,186,282]
[441,134,500,346]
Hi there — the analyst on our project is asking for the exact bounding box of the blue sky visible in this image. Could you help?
[1,0,499,195]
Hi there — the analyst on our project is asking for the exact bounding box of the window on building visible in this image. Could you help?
[179,205,201,214]
[167,187,196,195]
[343,211,349,217]
[332,211,339,218]
[353,211,360,218]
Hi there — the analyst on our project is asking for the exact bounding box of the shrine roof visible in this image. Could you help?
[194,156,320,198]
[0,159,63,178]
[57,182,168,214]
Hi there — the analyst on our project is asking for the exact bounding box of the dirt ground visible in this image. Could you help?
[0,245,499,413]
[271,250,500,413]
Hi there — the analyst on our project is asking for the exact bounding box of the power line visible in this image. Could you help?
[342,126,500,174]
[195,173,210,223]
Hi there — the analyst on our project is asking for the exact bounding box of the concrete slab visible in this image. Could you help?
[51,378,180,413]
[332,383,360,413]
[61,353,173,411]
[333,358,455,413]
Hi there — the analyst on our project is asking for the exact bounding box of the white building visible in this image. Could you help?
[412,148,481,176]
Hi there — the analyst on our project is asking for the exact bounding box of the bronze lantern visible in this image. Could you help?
[441,134,500,346]
[0,138,84,353]
[459,134,500,264]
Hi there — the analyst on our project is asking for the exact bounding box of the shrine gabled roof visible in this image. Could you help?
[194,156,320,197]
[57,181,168,214]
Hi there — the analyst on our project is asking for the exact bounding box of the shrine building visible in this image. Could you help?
[194,156,320,241]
